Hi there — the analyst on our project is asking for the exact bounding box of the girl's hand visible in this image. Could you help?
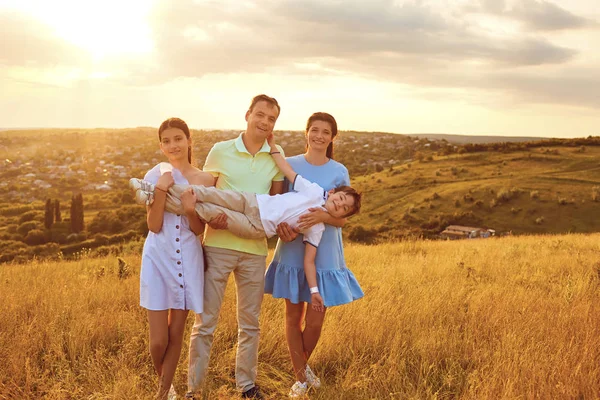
[156,172,174,192]
[277,222,300,242]
[180,188,197,214]
[311,293,324,312]
[298,208,328,230]
[208,213,228,230]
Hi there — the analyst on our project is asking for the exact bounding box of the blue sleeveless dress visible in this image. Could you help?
[264,155,363,307]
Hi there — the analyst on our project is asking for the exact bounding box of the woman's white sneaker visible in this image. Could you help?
[168,385,177,400]
[288,381,308,398]
[305,364,321,389]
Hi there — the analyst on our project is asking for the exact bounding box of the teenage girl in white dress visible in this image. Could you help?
[139,117,214,399]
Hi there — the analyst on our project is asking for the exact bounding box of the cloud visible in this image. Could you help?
[137,0,577,85]
[476,0,595,31]
[0,0,596,111]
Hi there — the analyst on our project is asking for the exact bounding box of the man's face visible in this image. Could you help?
[245,101,279,141]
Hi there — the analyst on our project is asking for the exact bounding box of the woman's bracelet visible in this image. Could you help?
[309,286,319,294]
[269,151,281,155]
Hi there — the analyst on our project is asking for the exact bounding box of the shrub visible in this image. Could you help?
[496,188,521,203]
[24,229,47,246]
[474,200,484,208]
[535,216,545,224]
[557,198,568,205]
[454,199,461,207]
[592,187,600,202]
[17,221,40,237]
[530,190,540,200]
[348,225,377,244]
[0,204,33,217]
[18,210,41,224]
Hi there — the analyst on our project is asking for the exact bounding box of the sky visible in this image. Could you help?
[0,0,599,137]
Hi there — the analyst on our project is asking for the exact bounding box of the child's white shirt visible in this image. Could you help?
[256,175,327,247]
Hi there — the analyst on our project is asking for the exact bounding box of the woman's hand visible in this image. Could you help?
[311,293,324,312]
[208,213,228,230]
[180,188,197,214]
[298,208,328,230]
[266,133,275,147]
[277,222,300,242]
[156,172,174,192]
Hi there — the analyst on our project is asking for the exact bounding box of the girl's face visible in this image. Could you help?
[305,120,334,153]
[159,127,190,163]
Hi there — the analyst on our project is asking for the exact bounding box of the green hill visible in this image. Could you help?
[348,145,600,241]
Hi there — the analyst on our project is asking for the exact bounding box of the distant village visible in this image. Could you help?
[0,128,452,204]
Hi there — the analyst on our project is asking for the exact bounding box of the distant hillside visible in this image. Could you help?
[2,128,600,263]
[347,144,600,242]
[408,133,550,144]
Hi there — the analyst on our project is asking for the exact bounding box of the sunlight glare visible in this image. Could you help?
[5,0,156,60]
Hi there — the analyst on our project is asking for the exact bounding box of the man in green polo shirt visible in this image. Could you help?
[186,94,285,399]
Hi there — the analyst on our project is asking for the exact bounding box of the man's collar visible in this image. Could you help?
[235,132,271,154]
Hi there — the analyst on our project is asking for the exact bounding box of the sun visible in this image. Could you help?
[6,0,156,60]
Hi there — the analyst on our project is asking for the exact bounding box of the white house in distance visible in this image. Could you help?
[441,225,496,240]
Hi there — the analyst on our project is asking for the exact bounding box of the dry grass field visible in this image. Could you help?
[1,234,600,399]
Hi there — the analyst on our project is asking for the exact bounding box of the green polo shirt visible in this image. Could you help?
[203,132,285,256]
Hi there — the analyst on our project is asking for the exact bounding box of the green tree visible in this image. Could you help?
[44,199,54,229]
[54,199,62,222]
[70,193,84,233]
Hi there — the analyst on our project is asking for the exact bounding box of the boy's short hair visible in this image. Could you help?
[333,186,362,218]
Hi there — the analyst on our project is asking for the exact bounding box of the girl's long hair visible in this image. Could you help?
[158,117,192,164]
[305,112,338,159]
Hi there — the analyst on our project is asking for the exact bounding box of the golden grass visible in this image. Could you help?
[2,235,600,399]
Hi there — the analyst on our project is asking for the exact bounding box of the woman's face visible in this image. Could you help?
[305,120,334,153]
[159,127,190,163]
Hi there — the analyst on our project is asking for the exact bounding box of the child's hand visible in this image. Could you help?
[267,133,276,147]
[298,208,329,230]
[180,188,197,214]
[156,172,174,192]
[311,293,324,312]
[208,213,228,230]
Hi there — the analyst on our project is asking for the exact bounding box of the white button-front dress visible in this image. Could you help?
[139,164,204,313]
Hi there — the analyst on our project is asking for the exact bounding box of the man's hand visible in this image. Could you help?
[311,293,324,312]
[276,222,300,242]
[298,208,329,230]
[208,213,228,230]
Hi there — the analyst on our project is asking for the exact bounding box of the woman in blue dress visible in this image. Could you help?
[264,112,363,398]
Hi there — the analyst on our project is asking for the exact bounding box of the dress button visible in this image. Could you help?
[177,261,181,265]
[176,238,180,242]
[178,273,182,277]
[176,225,180,229]
[176,249,180,254]
[180,284,183,288]
[177,214,181,217]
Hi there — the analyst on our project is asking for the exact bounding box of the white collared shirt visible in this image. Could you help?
[256,175,326,247]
